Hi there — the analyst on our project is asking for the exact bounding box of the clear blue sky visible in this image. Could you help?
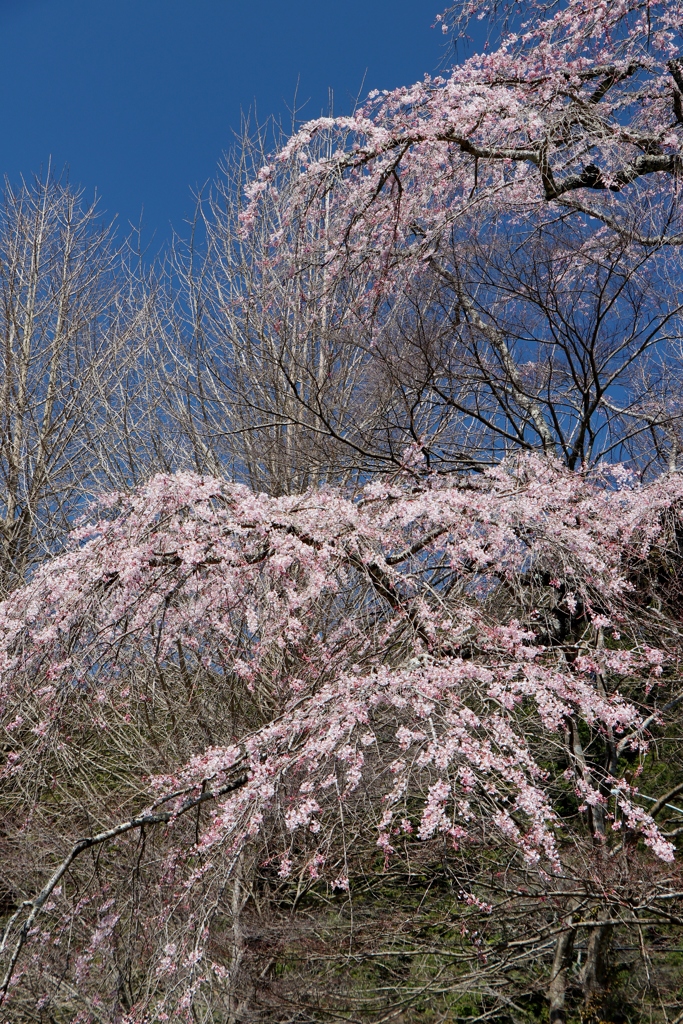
[0,0,447,243]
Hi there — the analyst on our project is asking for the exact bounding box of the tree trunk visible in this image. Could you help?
[549,922,576,1024]
[581,920,613,1022]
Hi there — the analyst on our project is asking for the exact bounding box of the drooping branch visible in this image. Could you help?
[0,773,249,1003]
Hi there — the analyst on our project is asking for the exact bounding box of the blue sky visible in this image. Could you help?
[0,1,446,244]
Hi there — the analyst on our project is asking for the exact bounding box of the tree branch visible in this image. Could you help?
[0,773,248,1003]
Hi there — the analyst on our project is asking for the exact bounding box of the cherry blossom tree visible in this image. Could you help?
[153,0,683,494]
[245,0,683,253]
[3,1,683,1021]
[238,0,683,475]
[1,455,682,1021]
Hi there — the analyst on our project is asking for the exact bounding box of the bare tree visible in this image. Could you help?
[421,216,683,471]
[160,121,479,495]
[0,173,130,592]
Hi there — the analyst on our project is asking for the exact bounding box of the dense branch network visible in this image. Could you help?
[243,0,683,262]
[1,458,682,1018]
